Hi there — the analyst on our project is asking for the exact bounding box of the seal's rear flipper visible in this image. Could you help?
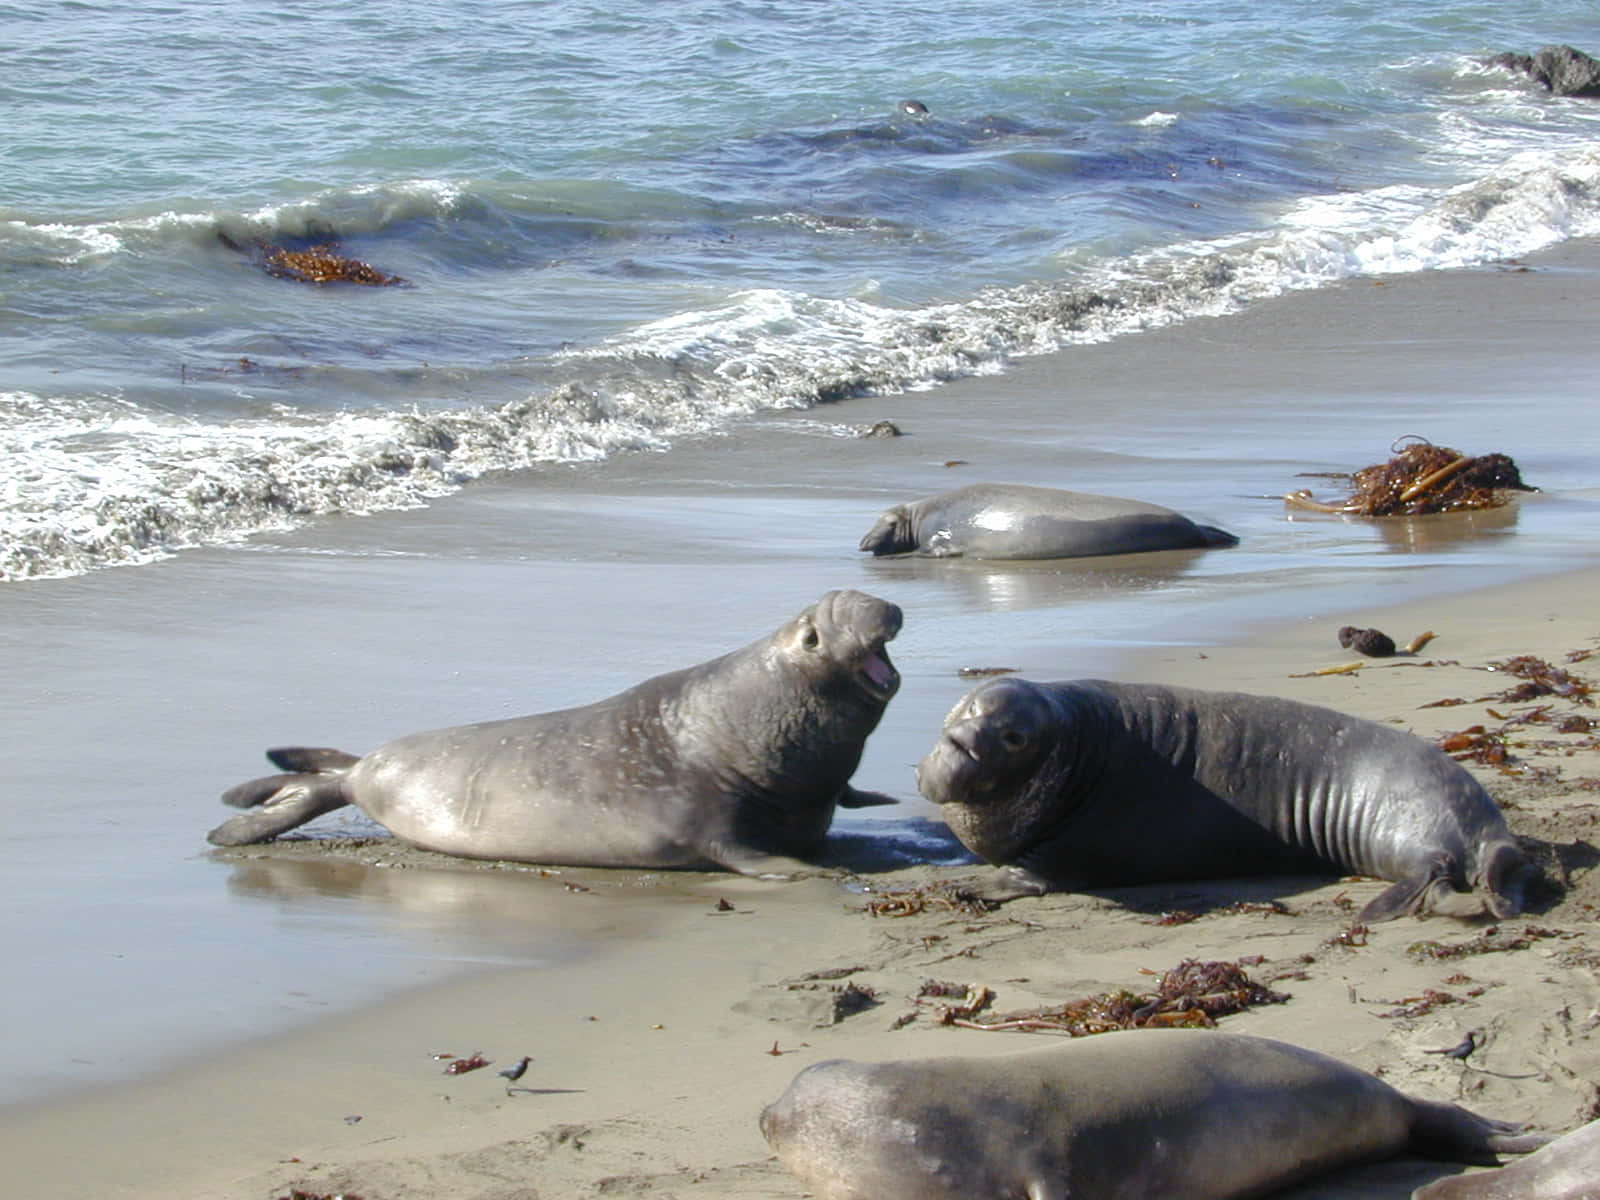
[1408,1096,1552,1165]
[1196,524,1240,548]
[267,746,360,772]
[222,772,303,809]
[208,777,349,846]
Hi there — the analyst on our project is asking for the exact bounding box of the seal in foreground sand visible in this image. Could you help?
[760,1029,1547,1200]
[917,677,1531,920]
[209,590,902,877]
[1414,1116,1600,1199]
[858,482,1238,559]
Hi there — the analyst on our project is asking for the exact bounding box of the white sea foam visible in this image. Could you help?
[8,136,1600,582]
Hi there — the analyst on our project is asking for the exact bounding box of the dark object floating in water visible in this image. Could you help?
[218,231,406,286]
[1485,44,1600,98]
[899,99,929,115]
[857,420,903,438]
[1283,437,1537,516]
[1338,626,1397,657]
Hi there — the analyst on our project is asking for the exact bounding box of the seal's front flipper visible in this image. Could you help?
[970,865,1055,904]
[837,786,899,808]
[707,842,840,880]
[207,777,349,846]
[1359,856,1459,922]
[1478,839,1530,919]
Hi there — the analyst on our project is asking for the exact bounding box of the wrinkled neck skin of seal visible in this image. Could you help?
[679,590,902,856]
[922,680,1107,869]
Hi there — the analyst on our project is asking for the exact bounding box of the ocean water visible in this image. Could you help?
[7,0,1600,1115]
[7,0,1600,580]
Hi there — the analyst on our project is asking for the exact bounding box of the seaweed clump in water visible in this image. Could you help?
[257,242,404,286]
[218,230,406,286]
[1285,437,1536,517]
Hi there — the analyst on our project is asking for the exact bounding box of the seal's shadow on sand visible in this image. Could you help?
[1519,833,1599,915]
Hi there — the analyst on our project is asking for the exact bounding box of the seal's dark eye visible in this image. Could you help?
[1000,729,1027,751]
[802,625,820,650]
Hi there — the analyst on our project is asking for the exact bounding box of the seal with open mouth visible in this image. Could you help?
[209,590,902,877]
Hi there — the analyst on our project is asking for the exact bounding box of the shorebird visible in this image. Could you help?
[498,1055,534,1093]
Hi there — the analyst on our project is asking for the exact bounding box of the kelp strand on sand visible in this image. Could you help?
[1284,437,1535,516]
[944,959,1289,1035]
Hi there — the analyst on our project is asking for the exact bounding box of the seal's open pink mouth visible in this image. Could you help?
[858,650,899,697]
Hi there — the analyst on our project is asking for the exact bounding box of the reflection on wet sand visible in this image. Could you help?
[1368,503,1521,552]
[224,849,662,959]
[218,818,971,947]
[1282,500,1523,553]
[862,546,1210,612]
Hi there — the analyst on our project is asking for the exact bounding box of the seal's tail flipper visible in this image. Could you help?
[208,775,350,845]
[1408,1097,1553,1164]
[1196,524,1240,548]
[221,773,303,809]
[267,746,360,772]
[209,750,355,846]
[1478,839,1530,919]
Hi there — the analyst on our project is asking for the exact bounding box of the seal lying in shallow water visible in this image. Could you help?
[1414,1116,1600,1199]
[209,590,902,877]
[759,1029,1548,1200]
[858,482,1238,559]
[916,677,1531,920]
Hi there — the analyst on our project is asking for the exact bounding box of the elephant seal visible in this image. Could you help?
[759,1029,1548,1200]
[917,677,1531,920]
[1413,1117,1600,1199]
[858,482,1237,559]
[208,590,902,877]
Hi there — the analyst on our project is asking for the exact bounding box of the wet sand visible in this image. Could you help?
[9,564,1600,1200]
[3,243,1600,1197]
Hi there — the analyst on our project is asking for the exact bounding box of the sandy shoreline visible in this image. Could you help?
[11,564,1600,1200]
[6,241,1600,1198]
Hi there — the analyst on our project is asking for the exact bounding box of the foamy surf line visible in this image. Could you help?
[6,146,1600,582]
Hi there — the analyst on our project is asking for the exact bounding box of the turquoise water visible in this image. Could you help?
[6,0,1600,578]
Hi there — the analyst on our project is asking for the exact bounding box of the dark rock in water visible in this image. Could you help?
[858,420,903,438]
[1338,626,1397,658]
[1487,45,1600,98]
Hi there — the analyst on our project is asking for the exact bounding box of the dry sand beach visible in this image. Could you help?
[5,247,1600,1199]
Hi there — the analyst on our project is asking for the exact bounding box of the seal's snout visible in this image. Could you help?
[858,508,913,556]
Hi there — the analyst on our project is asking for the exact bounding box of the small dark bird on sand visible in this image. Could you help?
[499,1055,534,1092]
[1423,1031,1480,1061]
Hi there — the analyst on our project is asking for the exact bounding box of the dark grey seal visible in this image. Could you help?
[916,676,1531,920]
[1414,1117,1600,1199]
[858,482,1237,559]
[208,590,902,877]
[759,1029,1548,1200]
